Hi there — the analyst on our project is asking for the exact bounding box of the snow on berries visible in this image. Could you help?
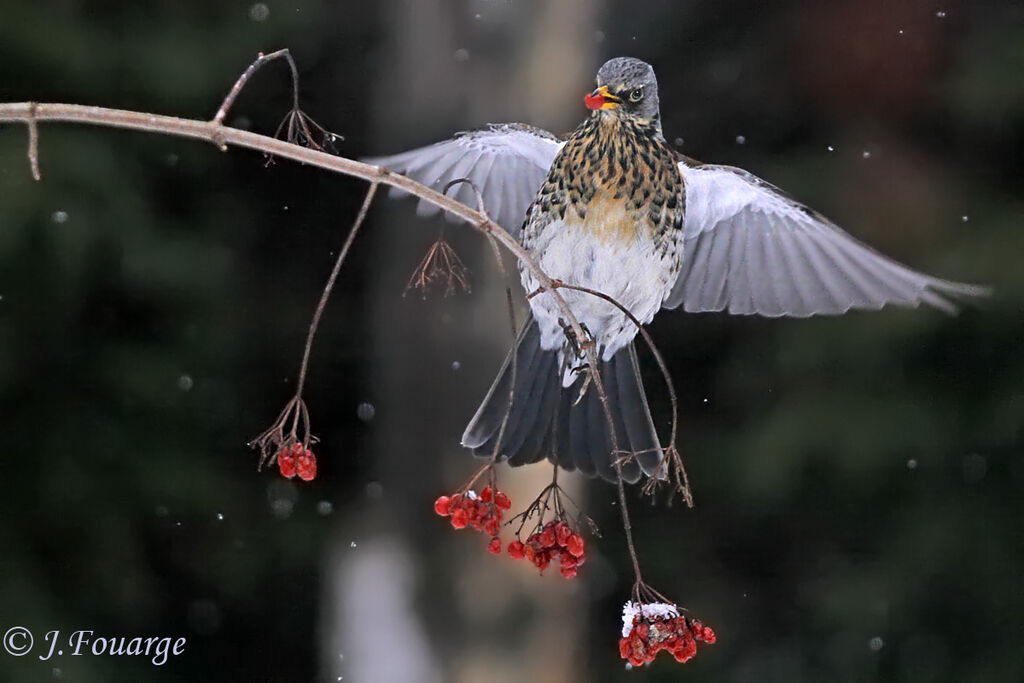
[619,601,716,667]
[276,442,317,481]
[433,485,511,551]
[508,520,586,578]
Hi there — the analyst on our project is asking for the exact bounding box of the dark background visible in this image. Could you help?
[1,1,1021,681]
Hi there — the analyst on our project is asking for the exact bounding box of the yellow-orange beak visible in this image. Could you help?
[583,85,622,110]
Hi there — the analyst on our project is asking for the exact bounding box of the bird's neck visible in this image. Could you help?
[590,110,664,141]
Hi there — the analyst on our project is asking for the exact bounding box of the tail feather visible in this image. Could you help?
[462,320,539,450]
[503,349,556,461]
[567,385,595,476]
[510,353,559,467]
[586,384,613,480]
[599,360,643,483]
[461,314,664,484]
[615,344,664,476]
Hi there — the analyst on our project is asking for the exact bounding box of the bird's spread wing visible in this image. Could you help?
[364,123,564,236]
[665,162,989,316]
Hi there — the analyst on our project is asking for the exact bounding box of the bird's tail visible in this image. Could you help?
[461,315,663,484]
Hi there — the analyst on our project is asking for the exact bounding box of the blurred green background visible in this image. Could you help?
[1,1,1021,681]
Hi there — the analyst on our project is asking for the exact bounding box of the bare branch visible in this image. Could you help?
[0,71,653,584]
[26,102,41,181]
[296,182,378,397]
[213,48,299,125]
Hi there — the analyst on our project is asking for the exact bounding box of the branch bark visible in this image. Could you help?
[0,101,578,342]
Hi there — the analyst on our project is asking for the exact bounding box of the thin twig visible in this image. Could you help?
[213,49,298,125]
[403,238,471,297]
[26,102,40,181]
[487,284,519,462]
[507,470,591,540]
[295,182,378,397]
[445,176,522,466]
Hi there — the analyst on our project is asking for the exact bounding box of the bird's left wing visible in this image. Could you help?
[664,162,989,316]
[364,123,564,236]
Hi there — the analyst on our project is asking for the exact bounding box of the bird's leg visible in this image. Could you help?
[560,320,597,364]
[558,317,584,356]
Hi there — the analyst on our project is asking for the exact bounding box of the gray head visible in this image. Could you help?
[586,57,662,133]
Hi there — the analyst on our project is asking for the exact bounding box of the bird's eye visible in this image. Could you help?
[629,87,644,102]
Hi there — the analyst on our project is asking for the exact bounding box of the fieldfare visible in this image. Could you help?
[368,57,987,485]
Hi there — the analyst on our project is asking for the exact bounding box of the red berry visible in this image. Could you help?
[278,459,296,479]
[296,450,317,481]
[434,496,451,516]
[480,486,493,502]
[487,537,501,554]
[483,517,500,536]
[451,508,468,529]
[508,540,525,559]
[560,565,577,579]
[671,638,697,663]
[277,449,296,479]
[290,442,303,455]
[566,534,584,557]
[539,528,556,548]
[494,491,511,510]
[555,523,572,546]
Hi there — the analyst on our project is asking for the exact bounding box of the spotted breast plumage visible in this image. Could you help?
[366,56,988,486]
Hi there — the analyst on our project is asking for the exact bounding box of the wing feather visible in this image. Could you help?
[756,218,786,316]
[365,123,563,236]
[666,163,989,316]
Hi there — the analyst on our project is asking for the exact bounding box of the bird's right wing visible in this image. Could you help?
[665,162,989,316]
[364,123,564,236]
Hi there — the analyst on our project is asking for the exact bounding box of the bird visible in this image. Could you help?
[366,57,988,486]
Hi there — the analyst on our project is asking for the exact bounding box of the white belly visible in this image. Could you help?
[521,219,677,386]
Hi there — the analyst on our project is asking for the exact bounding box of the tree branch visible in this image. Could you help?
[0,92,648,584]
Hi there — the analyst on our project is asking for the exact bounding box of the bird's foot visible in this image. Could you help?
[560,319,594,358]
[571,364,592,405]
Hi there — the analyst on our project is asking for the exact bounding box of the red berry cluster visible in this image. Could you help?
[619,602,716,667]
[507,520,586,578]
[434,486,511,547]
[277,442,317,481]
